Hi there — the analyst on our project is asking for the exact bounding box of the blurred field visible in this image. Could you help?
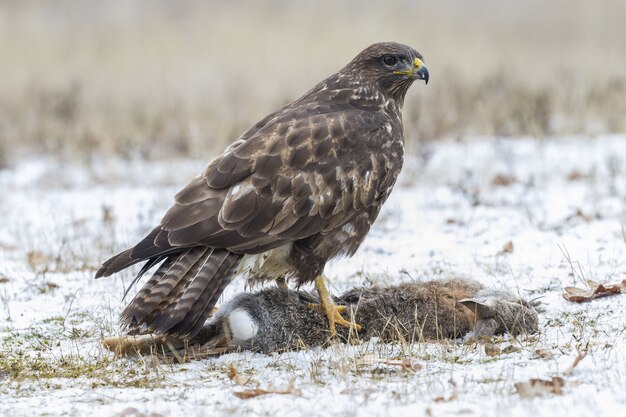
[0,0,625,164]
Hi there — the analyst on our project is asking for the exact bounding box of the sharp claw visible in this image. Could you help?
[334,314,362,331]
[307,302,361,333]
[312,275,361,337]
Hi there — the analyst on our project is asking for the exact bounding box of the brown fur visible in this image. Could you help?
[104,278,538,356]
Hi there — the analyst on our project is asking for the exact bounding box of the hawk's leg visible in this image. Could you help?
[308,275,361,337]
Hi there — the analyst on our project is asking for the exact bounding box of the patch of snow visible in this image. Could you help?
[0,136,625,416]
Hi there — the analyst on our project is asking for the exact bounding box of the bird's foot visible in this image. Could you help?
[308,275,361,337]
[307,302,361,336]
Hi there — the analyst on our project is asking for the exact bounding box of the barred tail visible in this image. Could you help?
[120,247,242,338]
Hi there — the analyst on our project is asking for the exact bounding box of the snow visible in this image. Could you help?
[1,136,625,417]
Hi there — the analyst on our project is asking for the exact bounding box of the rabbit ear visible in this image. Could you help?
[458,298,497,319]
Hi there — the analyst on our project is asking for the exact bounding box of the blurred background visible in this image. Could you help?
[0,0,625,165]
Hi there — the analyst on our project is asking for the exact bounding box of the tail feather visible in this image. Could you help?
[122,255,167,300]
[121,247,242,338]
[120,247,208,330]
[143,248,214,327]
[117,257,175,328]
[147,248,216,331]
[172,252,241,336]
[95,249,138,278]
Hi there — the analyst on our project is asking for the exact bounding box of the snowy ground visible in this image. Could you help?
[1,136,625,417]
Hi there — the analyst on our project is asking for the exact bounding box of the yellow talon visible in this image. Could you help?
[308,275,361,337]
[308,303,347,314]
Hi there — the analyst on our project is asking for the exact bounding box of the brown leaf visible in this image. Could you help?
[433,393,457,403]
[491,174,517,187]
[497,241,514,255]
[502,344,520,354]
[228,365,251,386]
[566,170,587,181]
[563,279,626,302]
[233,383,301,400]
[485,344,501,357]
[27,251,48,266]
[565,208,597,223]
[514,376,565,398]
[534,349,554,360]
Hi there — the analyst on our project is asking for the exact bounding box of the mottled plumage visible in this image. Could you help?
[95,42,429,338]
[103,278,538,355]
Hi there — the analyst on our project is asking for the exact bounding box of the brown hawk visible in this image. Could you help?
[96,42,429,338]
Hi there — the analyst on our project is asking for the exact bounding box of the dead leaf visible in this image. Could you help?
[563,279,626,302]
[433,393,457,403]
[502,345,520,354]
[27,251,48,266]
[497,241,514,255]
[534,349,553,360]
[485,344,501,357]
[514,376,565,398]
[233,383,301,399]
[0,273,9,284]
[228,365,252,386]
[491,174,517,186]
[565,208,598,223]
[564,351,587,375]
[566,170,587,181]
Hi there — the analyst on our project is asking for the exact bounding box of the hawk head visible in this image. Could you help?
[344,42,429,103]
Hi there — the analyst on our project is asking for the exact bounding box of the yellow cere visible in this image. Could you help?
[413,57,424,69]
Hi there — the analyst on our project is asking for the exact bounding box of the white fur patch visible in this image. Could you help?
[227,308,259,342]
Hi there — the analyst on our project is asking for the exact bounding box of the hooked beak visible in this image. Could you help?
[393,57,429,84]
[412,57,429,84]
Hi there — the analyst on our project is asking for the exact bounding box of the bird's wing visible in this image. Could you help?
[98,106,399,278]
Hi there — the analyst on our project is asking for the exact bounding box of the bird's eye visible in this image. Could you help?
[382,55,398,67]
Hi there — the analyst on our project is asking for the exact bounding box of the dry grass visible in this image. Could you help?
[1,0,625,164]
